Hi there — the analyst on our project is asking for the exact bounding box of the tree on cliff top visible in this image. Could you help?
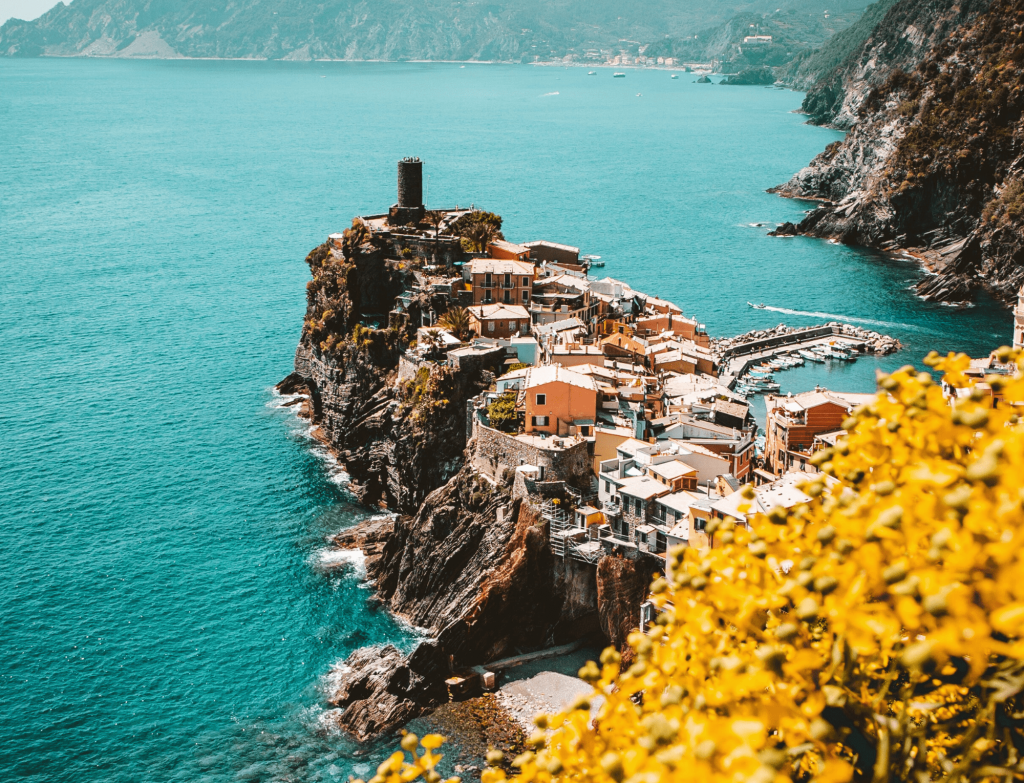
[444,210,504,253]
[363,349,1024,783]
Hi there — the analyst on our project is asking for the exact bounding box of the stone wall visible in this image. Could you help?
[472,422,591,489]
[387,234,464,266]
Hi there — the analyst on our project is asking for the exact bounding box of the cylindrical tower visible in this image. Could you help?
[397,157,423,208]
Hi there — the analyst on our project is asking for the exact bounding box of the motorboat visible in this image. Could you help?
[583,254,604,267]
[613,72,626,78]
[747,302,767,309]
[671,74,679,79]
[588,71,597,75]
[798,350,825,363]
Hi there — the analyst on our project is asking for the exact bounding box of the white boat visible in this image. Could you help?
[582,254,604,267]
[588,71,597,75]
[613,72,626,78]
[799,350,824,363]
[747,301,767,309]
[671,74,679,79]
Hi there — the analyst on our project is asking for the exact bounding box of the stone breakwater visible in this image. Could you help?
[712,322,903,358]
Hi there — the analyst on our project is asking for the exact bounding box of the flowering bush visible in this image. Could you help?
[364,351,1024,783]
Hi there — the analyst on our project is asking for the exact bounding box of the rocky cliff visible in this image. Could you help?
[773,0,1024,304]
[279,234,490,514]
[321,463,656,740]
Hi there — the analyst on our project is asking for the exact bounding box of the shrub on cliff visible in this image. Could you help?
[486,391,520,433]
[366,350,1024,783]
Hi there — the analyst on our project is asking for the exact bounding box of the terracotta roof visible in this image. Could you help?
[524,365,599,392]
[488,240,531,255]
[469,258,535,276]
[617,475,673,501]
[523,240,581,254]
[468,304,531,321]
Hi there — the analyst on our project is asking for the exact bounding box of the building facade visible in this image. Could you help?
[466,258,535,306]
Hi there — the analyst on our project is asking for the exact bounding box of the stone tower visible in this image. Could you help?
[1015,283,1024,350]
[389,157,425,225]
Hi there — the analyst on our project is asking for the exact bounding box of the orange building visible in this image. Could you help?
[522,365,599,436]
[467,304,531,339]
[764,389,875,475]
[600,331,646,365]
[634,314,711,348]
[487,240,532,261]
[466,258,535,306]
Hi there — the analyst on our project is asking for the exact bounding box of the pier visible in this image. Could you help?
[715,323,902,389]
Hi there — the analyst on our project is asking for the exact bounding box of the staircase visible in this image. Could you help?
[541,499,570,557]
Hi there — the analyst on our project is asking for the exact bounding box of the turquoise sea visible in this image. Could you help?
[0,59,1011,783]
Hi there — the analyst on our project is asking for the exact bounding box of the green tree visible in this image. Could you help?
[486,391,519,433]
[438,306,472,341]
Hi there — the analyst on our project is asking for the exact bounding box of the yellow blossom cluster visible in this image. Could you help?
[368,733,461,783]
[361,350,1024,783]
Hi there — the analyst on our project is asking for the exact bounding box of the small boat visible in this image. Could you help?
[760,382,781,392]
[583,254,604,267]
[747,302,767,309]
[671,74,679,79]
[799,350,825,363]
[613,72,626,78]
[588,71,597,75]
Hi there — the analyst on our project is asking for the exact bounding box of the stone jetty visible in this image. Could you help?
[712,322,903,359]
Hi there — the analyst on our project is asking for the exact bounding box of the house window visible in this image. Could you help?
[504,273,511,287]
[484,273,492,286]
[604,481,610,493]
[522,277,529,286]
[509,321,516,330]
[504,291,512,304]
[488,321,495,332]
[535,393,546,405]
[522,290,528,302]
[531,416,548,426]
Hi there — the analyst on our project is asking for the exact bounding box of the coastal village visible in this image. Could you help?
[327,159,914,565]
[296,159,1024,730]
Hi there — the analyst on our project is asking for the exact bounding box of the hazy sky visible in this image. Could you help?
[0,0,60,26]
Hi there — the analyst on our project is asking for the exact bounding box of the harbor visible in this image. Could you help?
[713,322,903,393]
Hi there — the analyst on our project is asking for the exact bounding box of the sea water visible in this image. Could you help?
[0,59,1011,783]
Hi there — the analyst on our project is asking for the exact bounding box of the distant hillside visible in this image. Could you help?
[645,2,871,72]
[776,0,897,89]
[0,0,873,62]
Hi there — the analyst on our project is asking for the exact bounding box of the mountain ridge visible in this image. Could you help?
[0,0,871,63]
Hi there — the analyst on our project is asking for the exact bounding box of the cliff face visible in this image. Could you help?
[773,0,1024,304]
[281,237,488,515]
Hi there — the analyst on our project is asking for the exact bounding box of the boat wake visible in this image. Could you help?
[755,304,920,331]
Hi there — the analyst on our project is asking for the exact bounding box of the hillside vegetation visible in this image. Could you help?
[0,0,872,62]
[777,0,897,90]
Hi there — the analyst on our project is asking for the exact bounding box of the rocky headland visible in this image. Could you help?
[280,225,660,742]
[771,0,1024,306]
